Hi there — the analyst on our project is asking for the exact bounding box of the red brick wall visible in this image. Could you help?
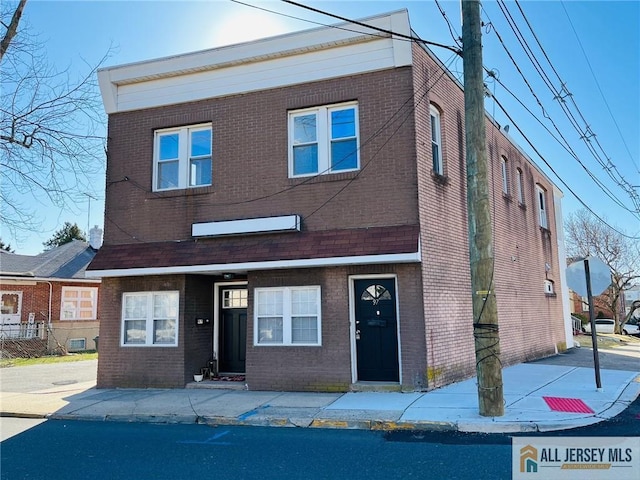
[96,276,187,388]
[412,44,566,388]
[0,280,100,322]
[246,264,426,392]
[103,67,419,246]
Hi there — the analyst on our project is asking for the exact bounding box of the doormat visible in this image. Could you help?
[542,396,594,414]
[214,375,246,382]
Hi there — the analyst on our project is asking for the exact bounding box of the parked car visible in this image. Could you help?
[582,319,615,334]
[622,322,640,336]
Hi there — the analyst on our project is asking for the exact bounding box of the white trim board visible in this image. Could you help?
[85,252,421,278]
[192,215,300,237]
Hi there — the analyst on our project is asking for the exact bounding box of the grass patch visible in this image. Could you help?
[575,333,640,349]
[0,352,97,368]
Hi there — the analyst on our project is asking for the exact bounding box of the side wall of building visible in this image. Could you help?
[411,44,566,388]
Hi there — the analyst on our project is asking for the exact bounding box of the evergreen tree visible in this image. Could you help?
[43,222,86,249]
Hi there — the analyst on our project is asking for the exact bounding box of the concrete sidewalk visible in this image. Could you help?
[2,361,639,433]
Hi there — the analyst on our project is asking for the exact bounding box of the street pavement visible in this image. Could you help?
[1,335,639,434]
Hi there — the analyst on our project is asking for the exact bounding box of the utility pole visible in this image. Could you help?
[462,0,504,416]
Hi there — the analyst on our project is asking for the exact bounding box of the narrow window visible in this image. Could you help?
[430,105,443,175]
[516,168,524,204]
[536,184,548,229]
[501,156,509,195]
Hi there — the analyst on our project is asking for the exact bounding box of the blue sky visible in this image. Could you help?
[5,0,639,254]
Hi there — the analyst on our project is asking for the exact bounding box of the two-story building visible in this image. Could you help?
[88,10,572,391]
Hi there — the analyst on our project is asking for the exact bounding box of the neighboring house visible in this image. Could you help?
[0,231,102,353]
[89,10,570,391]
[569,289,616,320]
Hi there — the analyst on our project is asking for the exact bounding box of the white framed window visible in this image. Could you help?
[60,287,98,320]
[121,291,179,346]
[501,156,509,194]
[222,289,248,308]
[536,184,548,229]
[68,338,86,351]
[544,280,554,295]
[153,124,212,191]
[430,105,443,175]
[254,286,321,346]
[516,168,524,204]
[289,102,359,177]
[0,291,22,316]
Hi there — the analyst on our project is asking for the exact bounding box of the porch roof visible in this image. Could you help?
[86,225,420,278]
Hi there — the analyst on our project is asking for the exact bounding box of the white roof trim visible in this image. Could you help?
[85,251,421,278]
[98,10,413,114]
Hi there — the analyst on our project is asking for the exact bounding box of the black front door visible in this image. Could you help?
[354,278,399,382]
[218,288,247,374]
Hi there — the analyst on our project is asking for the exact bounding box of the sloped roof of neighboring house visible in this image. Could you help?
[87,225,420,276]
[0,240,98,280]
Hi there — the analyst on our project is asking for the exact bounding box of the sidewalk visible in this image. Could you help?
[2,361,639,433]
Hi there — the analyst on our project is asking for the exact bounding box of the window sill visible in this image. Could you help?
[503,193,512,202]
[148,185,215,199]
[518,202,526,210]
[288,170,359,185]
[431,172,449,186]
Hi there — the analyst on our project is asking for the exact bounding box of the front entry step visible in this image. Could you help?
[350,382,402,392]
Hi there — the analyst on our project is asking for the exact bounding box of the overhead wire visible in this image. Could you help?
[491,0,640,214]
[557,0,639,174]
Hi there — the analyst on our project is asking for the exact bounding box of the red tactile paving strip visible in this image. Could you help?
[543,396,595,414]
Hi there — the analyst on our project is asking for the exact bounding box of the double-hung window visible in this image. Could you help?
[289,103,359,177]
[430,105,443,175]
[61,287,98,320]
[536,184,548,229]
[121,291,179,346]
[516,168,524,204]
[501,156,509,195]
[154,124,212,191]
[254,286,321,346]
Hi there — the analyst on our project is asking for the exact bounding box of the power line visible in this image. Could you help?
[486,1,640,215]
[490,91,639,240]
[558,0,639,174]
[280,0,462,56]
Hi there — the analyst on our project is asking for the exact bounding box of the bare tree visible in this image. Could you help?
[0,0,109,238]
[565,208,640,333]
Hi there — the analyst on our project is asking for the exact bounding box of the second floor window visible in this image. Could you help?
[289,102,359,177]
[516,168,524,204]
[501,156,509,195]
[536,184,548,229]
[154,124,212,191]
[430,105,443,175]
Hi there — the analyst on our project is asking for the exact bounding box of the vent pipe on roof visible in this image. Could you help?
[89,225,103,250]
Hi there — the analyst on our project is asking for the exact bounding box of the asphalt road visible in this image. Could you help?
[530,335,640,372]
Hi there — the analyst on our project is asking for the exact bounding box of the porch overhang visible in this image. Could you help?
[86,225,421,278]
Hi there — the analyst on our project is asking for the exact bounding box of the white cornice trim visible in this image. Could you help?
[85,251,421,278]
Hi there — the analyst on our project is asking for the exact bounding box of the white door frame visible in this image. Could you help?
[213,281,248,364]
[348,274,402,384]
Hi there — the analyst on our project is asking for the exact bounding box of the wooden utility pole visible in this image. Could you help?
[462,0,504,417]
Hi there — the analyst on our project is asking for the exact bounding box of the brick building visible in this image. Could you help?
[89,10,572,390]
[1,238,102,353]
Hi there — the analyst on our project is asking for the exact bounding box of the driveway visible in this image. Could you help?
[0,360,97,393]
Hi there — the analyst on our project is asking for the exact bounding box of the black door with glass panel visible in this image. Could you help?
[219,288,247,374]
[354,279,399,382]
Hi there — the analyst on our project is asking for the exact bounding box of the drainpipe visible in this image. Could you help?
[36,281,53,345]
